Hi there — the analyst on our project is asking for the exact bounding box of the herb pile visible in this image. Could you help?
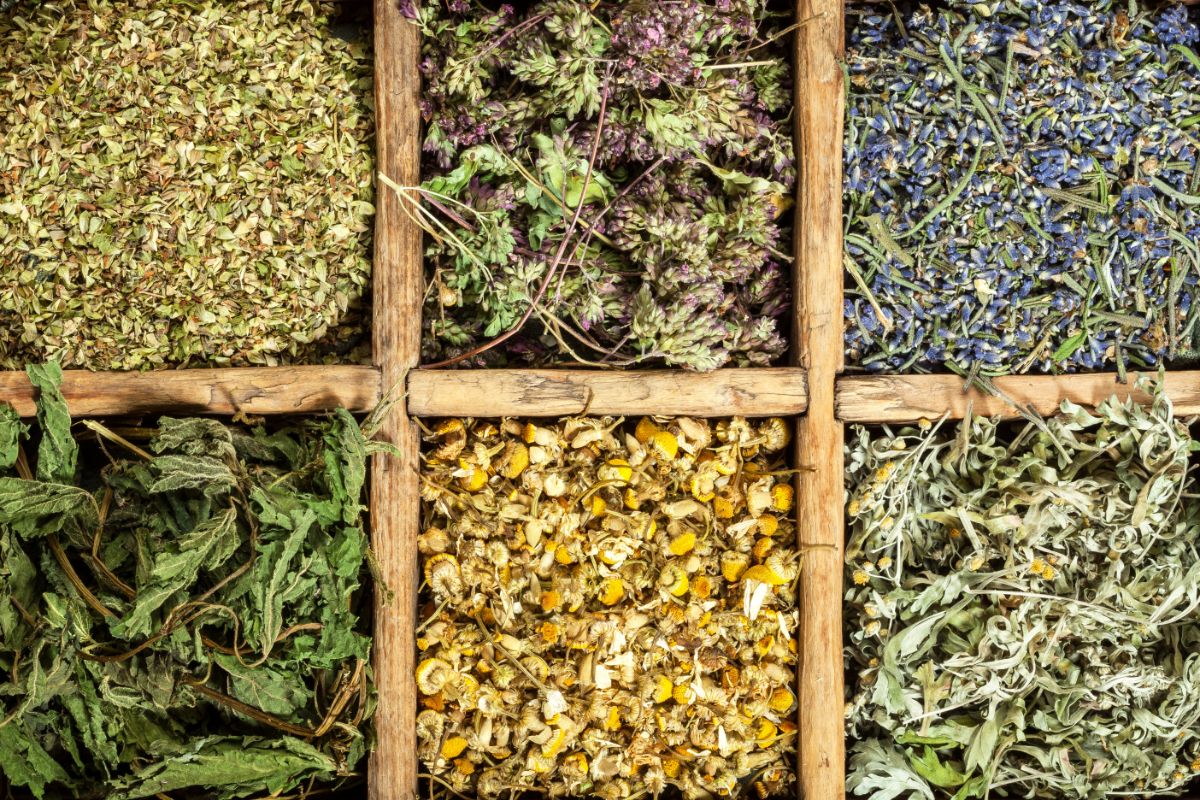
[844,1,1200,375]
[0,364,382,799]
[404,1,795,370]
[0,0,374,370]
[845,387,1200,799]
[418,416,798,798]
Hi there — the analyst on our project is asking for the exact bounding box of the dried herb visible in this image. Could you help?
[845,384,1200,798]
[0,0,374,370]
[418,416,798,798]
[0,364,385,799]
[844,1,1200,375]
[402,1,794,370]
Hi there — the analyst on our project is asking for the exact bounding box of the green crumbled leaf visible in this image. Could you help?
[108,736,337,800]
[0,529,38,641]
[147,455,236,497]
[212,656,313,720]
[253,510,317,657]
[1052,330,1088,362]
[323,408,368,525]
[0,404,26,469]
[963,715,1000,776]
[0,478,96,539]
[111,507,238,639]
[26,362,76,483]
[0,718,71,799]
[909,746,970,789]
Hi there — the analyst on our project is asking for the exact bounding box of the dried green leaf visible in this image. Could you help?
[107,736,336,800]
[26,363,75,483]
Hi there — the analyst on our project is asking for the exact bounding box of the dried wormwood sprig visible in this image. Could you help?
[418,415,799,799]
[845,384,1200,799]
[406,0,795,370]
[0,0,374,370]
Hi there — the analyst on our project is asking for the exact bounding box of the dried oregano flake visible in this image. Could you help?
[0,364,384,799]
[846,385,1200,799]
[418,416,798,799]
[0,0,374,370]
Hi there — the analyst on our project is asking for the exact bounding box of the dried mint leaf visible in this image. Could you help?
[0,405,25,469]
[106,736,337,800]
[0,366,377,799]
[27,362,76,483]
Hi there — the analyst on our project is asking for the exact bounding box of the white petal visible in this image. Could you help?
[744,579,770,621]
[543,689,567,719]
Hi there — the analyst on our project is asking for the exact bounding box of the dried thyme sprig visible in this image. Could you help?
[0,364,384,799]
[845,384,1200,798]
[0,0,374,370]
[844,1,1200,375]
[407,0,795,370]
[418,416,798,799]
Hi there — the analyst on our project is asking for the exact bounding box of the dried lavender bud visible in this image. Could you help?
[846,385,1200,798]
[844,1,1200,375]
[418,416,799,799]
[405,0,794,370]
[0,0,374,370]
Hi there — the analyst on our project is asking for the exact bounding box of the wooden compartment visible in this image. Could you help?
[10,1,1199,799]
[0,0,823,797]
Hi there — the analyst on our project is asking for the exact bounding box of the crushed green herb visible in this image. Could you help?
[404,0,795,370]
[0,364,385,799]
[0,0,374,370]
[845,385,1200,798]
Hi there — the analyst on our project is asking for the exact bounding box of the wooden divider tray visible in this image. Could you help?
[3,2,1197,799]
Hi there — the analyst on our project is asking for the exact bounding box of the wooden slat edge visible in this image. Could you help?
[0,366,380,418]
[794,1,846,800]
[836,372,1200,423]
[369,4,422,800]
[406,368,808,418]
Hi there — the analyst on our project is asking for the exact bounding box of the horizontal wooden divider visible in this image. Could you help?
[0,365,382,418]
[838,371,1200,423]
[406,367,808,418]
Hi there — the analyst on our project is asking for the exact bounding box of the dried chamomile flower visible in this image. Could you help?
[846,381,1200,799]
[419,416,800,799]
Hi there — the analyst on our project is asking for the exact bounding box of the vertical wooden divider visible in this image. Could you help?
[794,1,845,799]
[370,4,422,799]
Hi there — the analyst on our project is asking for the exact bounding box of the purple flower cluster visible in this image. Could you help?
[411,0,794,369]
[844,1,1200,375]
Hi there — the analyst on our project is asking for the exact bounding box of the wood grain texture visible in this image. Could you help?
[837,371,1200,423]
[369,4,422,799]
[406,368,808,418]
[793,1,846,799]
[0,366,380,418]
